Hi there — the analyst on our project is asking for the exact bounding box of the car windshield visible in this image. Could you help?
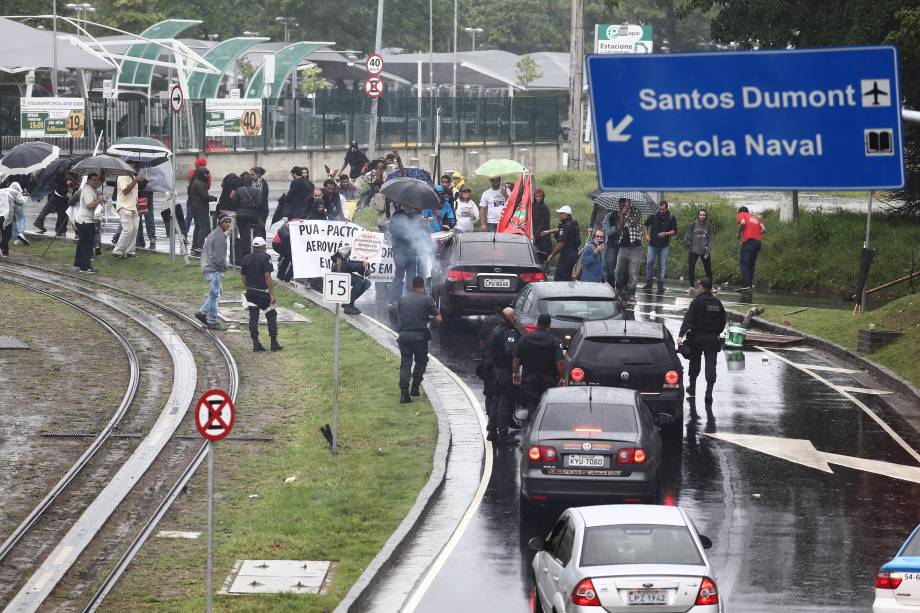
[903,529,920,556]
[461,241,533,264]
[538,403,637,433]
[541,298,620,322]
[581,524,704,567]
[578,337,671,366]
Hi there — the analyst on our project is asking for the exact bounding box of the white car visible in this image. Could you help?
[530,504,722,612]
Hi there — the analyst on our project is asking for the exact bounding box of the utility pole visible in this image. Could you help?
[52,0,59,95]
[452,0,458,138]
[566,0,585,170]
[367,0,385,158]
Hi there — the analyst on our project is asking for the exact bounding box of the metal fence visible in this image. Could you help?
[0,92,565,154]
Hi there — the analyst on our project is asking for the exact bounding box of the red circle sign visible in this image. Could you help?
[364,77,384,99]
[169,84,184,113]
[194,389,235,442]
[366,53,384,75]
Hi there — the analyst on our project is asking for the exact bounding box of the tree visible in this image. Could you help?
[515,56,543,88]
[298,65,330,95]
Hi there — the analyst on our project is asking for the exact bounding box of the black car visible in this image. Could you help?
[512,281,627,347]
[564,320,684,434]
[431,232,546,318]
[519,386,663,513]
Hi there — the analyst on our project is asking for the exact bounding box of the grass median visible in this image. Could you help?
[751,294,920,388]
[14,241,438,612]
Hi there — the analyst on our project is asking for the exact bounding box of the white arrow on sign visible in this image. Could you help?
[606,114,633,142]
[708,432,920,484]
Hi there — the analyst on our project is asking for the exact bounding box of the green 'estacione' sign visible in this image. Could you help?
[594,24,654,54]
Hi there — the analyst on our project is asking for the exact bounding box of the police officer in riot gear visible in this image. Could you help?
[477,306,504,427]
[488,307,521,442]
[677,277,726,407]
[397,276,442,404]
[512,313,566,415]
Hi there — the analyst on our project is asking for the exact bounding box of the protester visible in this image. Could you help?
[338,141,370,179]
[34,171,72,236]
[488,307,521,442]
[112,162,141,258]
[396,276,442,403]
[388,207,422,305]
[436,187,456,229]
[188,167,215,255]
[421,205,442,232]
[74,174,104,272]
[273,222,294,282]
[479,175,506,232]
[0,183,26,252]
[643,200,678,292]
[240,236,282,352]
[678,277,726,407]
[250,166,270,236]
[684,208,714,290]
[234,172,263,262]
[330,244,371,315]
[543,205,580,281]
[453,187,479,232]
[601,199,626,286]
[321,178,345,221]
[187,157,211,187]
[532,188,552,260]
[580,228,606,282]
[337,174,361,201]
[438,174,456,207]
[308,188,328,220]
[614,198,644,302]
[195,215,231,330]
[737,206,766,291]
[512,313,566,415]
[6,180,29,246]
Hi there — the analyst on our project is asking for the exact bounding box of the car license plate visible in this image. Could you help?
[564,454,607,468]
[627,589,667,605]
[482,277,511,289]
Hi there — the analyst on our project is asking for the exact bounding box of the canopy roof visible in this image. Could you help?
[0,17,115,73]
[118,19,200,88]
[244,41,333,101]
[187,36,268,99]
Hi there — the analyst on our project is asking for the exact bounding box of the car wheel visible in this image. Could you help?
[435,288,454,322]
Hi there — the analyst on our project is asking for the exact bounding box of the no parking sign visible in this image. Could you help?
[195,389,235,442]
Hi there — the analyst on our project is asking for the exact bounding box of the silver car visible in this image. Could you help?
[530,504,723,612]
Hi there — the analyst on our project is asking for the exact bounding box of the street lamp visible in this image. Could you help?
[206,34,219,41]
[464,27,483,51]
[242,30,260,37]
[65,2,94,29]
[275,16,297,42]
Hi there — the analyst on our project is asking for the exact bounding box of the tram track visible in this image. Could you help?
[0,261,239,613]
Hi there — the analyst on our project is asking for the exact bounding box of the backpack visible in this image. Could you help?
[571,246,586,280]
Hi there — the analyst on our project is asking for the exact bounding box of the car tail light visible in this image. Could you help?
[447,269,475,281]
[696,577,719,605]
[570,367,585,383]
[519,271,546,283]
[875,571,903,590]
[574,426,602,433]
[615,448,647,464]
[663,370,680,388]
[524,323,537,334]
[571,578,601,606]
[527,445,558,464]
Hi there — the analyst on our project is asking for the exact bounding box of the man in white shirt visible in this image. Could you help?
[454,187,479,233]
[478,175,505,232]
[113,162,141,258]
[75,174,104,272]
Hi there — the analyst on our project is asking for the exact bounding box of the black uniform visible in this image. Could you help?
[489,318,521,438]
[240,250,278,348]
[397,291,439,391]
[477,313,503,419]
[554,217,581,281]
[678,290,726,401]
[514,329,564,411]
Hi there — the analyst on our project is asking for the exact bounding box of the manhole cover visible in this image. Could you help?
[221,560,333,595]
[0,336,29,350]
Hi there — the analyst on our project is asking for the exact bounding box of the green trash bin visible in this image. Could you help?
[725,323,747,349]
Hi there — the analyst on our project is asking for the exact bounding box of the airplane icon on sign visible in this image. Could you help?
[861,79,891,106]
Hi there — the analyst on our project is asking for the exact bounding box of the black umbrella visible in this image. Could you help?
[592,190,659,215]
[0,142,60,177]
[380,177,439,211]
[30,156,86,202]
[71,155,134,177]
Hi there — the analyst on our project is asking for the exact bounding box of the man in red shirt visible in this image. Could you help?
[736,206,766,291]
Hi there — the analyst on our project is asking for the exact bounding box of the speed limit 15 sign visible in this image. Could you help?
[323,272,352,304]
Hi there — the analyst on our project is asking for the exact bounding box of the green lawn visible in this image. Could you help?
[16,243,437,612]
[753,293,920,388]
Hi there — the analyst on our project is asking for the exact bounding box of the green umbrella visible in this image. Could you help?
[474,158,525,177]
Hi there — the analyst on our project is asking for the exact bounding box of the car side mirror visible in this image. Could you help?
[528,536,546,552]
[514,409,530,422]
[656,413,674,427]
[699,534,712,549]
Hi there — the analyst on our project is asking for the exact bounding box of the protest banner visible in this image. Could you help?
[290,220,394,281]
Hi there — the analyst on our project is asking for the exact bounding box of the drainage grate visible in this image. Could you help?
[220,560,334,595]
[0,336,29,350]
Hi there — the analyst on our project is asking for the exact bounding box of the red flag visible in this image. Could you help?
[496,174,533,239]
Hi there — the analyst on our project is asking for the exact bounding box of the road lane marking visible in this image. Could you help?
[786,363,861,374]
[772,346,813,352]
[756,346,920,464]
[836,385,892,395]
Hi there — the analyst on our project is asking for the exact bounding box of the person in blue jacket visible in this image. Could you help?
[580,228,606,282]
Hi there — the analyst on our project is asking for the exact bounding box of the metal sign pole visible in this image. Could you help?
[332,303,341,454]
[170,108,177,262]
[861,190,874,312]
[206,440,214,613]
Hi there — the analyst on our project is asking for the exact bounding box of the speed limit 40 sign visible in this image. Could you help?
[366,53,384,75]
[323,272,352,304]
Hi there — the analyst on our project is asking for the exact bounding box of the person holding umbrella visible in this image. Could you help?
[112,162,141,258]
[74,174,104,272]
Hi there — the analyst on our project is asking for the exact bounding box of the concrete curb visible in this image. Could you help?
[727,310,920,404]
[284,284,454,613]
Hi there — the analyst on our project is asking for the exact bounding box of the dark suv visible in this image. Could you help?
[431,232,546,318]
[564,320,684,434]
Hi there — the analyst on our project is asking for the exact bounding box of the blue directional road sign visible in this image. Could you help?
[586,46,905,191]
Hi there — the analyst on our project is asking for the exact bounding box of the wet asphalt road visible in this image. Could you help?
[358,286,920,613]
